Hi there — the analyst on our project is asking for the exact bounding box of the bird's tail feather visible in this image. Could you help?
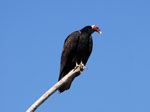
[58,78,74,93]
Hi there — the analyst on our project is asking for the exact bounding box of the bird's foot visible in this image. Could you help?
[80,61,84,66]
[80,61,87,72]
[73,61,87,72]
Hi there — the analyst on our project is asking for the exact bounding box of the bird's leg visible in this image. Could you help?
[73,62,79,71]
[76,62,79,66]
[80,61,84,66]
[80,61,87,71]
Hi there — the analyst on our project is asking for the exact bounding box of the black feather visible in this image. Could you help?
[58,26,95,93]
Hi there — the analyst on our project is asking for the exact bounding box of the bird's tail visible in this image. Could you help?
[58,77,74,93]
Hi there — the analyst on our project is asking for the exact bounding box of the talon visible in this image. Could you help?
[84,66,87,69]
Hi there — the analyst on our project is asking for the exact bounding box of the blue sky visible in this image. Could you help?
[1,0,150,112]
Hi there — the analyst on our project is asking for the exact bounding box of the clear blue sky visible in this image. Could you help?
[1,0,150,112]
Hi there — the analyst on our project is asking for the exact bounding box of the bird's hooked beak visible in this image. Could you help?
[98,29,102,34]
[92,25,102,34]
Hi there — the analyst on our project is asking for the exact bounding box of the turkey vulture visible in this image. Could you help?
[58,25,102,93]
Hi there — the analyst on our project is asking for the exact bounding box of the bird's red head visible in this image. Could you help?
[92,25,102,34]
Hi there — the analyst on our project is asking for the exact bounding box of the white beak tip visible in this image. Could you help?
[99,31,102,34]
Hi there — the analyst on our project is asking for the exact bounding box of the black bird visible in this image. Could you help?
[58,25,102,93]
